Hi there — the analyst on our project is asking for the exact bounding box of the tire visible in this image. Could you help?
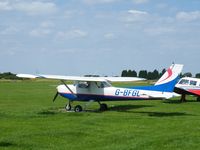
[65,104,71,111]
[100,103,108,111]
[74,105,82,112]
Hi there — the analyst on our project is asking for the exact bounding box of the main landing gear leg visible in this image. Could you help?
[98,101,108,111]
[197,97,200,102]
[180,94,186,103]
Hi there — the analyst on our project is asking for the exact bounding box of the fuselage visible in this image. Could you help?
[175,77,200,96]
[57,81,176,101]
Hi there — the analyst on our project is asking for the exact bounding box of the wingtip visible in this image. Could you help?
[16,74,38,79]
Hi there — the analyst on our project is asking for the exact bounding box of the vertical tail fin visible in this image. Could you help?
[154,64,183,92]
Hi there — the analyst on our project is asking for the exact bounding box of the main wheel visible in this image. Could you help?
[197,97,200,102]
[65,103,72,111]
[74,105,82,112]
[100,103,108,111]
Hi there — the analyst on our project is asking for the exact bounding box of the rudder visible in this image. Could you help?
[154,64,183,92]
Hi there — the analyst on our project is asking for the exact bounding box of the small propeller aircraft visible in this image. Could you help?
[17,64,183,112]
[174,77,200,102]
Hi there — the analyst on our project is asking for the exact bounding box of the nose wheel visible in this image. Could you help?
[74,105,82,112]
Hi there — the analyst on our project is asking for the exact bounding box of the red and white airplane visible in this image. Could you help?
[17,64,183,112]
[175,77,200,102]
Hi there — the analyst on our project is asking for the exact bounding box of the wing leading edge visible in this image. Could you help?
[16,74,145,82]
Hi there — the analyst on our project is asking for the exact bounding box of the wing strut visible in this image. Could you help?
[61,80,77,98]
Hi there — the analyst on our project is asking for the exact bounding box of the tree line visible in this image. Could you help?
[0,72,20,80]
[121,69,200,80]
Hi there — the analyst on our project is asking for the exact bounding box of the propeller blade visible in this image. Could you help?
[53,92,59,102]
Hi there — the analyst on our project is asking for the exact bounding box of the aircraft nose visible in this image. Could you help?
[53,85,64,102]
[56,85,66,93]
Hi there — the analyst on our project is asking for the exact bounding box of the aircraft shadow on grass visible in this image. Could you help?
[0,141,15,148]
[37,104,193,117]
[107,105,192,117]
[37,111,57,115]
[37,108,59,116]
[108,104,154,112]
[38,105,154,114]
[135,111,193,117]
[78,104,154,113]
[163,99,199,104]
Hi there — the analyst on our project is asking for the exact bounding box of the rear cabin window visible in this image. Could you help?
[190,80,197,86]
[179,79,189,85]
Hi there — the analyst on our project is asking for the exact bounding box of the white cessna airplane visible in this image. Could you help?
[17,64,183,112]
[175,77,200,102]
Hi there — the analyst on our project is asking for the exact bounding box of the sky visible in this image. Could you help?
[0,0,200,76]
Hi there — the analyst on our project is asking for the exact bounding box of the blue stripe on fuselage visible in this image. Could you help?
[59,93,151,101]
[128,76,179,92]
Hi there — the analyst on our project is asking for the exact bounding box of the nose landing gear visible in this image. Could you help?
[65,102,83,112]
[65,103,72,111]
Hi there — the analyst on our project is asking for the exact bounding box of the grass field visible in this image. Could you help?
[0,80,200,150]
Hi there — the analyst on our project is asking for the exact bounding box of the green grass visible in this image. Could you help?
[0,80,200,150]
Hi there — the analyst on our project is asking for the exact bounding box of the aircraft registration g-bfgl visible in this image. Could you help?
[17,64,183,112]
[175,77,200,102]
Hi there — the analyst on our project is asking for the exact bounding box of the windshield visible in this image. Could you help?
[178,79,189,85]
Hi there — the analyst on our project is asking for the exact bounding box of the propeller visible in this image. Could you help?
[53,92,59,102]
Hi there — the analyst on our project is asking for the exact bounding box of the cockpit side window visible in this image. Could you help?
[102,81,112,87]
[179,79,189,85]
[190,80,197,86]
[96,82,103,88]
[95,81,111,88]
[77,81,90,88]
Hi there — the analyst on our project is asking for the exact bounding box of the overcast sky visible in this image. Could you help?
[0,0,200,76]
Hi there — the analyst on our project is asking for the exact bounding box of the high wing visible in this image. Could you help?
[101,77,145,82]
[16,74,145,82]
